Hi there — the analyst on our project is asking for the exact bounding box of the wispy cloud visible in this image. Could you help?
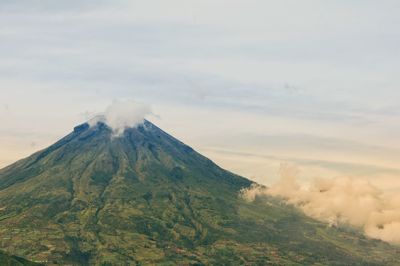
[0,0,400,191]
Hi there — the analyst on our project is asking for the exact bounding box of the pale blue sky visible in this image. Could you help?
[1,0,400,190]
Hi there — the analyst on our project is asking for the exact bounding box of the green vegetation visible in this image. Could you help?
[0,250,41,265]
[0,121,399,265]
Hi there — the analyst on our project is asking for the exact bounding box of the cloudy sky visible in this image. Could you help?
[1,0,400,191]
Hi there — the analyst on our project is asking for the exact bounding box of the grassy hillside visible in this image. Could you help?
[0,250,41,266]
[0,121,399,265]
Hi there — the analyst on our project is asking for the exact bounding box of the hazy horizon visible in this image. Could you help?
[1,0,400,193]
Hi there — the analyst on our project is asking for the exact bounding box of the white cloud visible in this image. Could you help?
[90,100,152,137]
[241,164,400,244]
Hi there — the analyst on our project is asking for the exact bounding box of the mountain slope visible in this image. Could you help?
[0,120,399,265]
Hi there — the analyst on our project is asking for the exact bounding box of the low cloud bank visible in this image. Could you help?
[241,164,400,244]
[90,100,152,137]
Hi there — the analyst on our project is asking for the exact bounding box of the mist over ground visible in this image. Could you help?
[241,164,400,243]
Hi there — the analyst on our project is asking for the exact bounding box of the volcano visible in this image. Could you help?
[0,120,399,265]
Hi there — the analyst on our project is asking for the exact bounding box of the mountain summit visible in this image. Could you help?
[0,120,400,265]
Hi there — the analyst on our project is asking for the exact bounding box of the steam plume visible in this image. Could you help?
[241,164,400,243]
[90,100,152,137]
